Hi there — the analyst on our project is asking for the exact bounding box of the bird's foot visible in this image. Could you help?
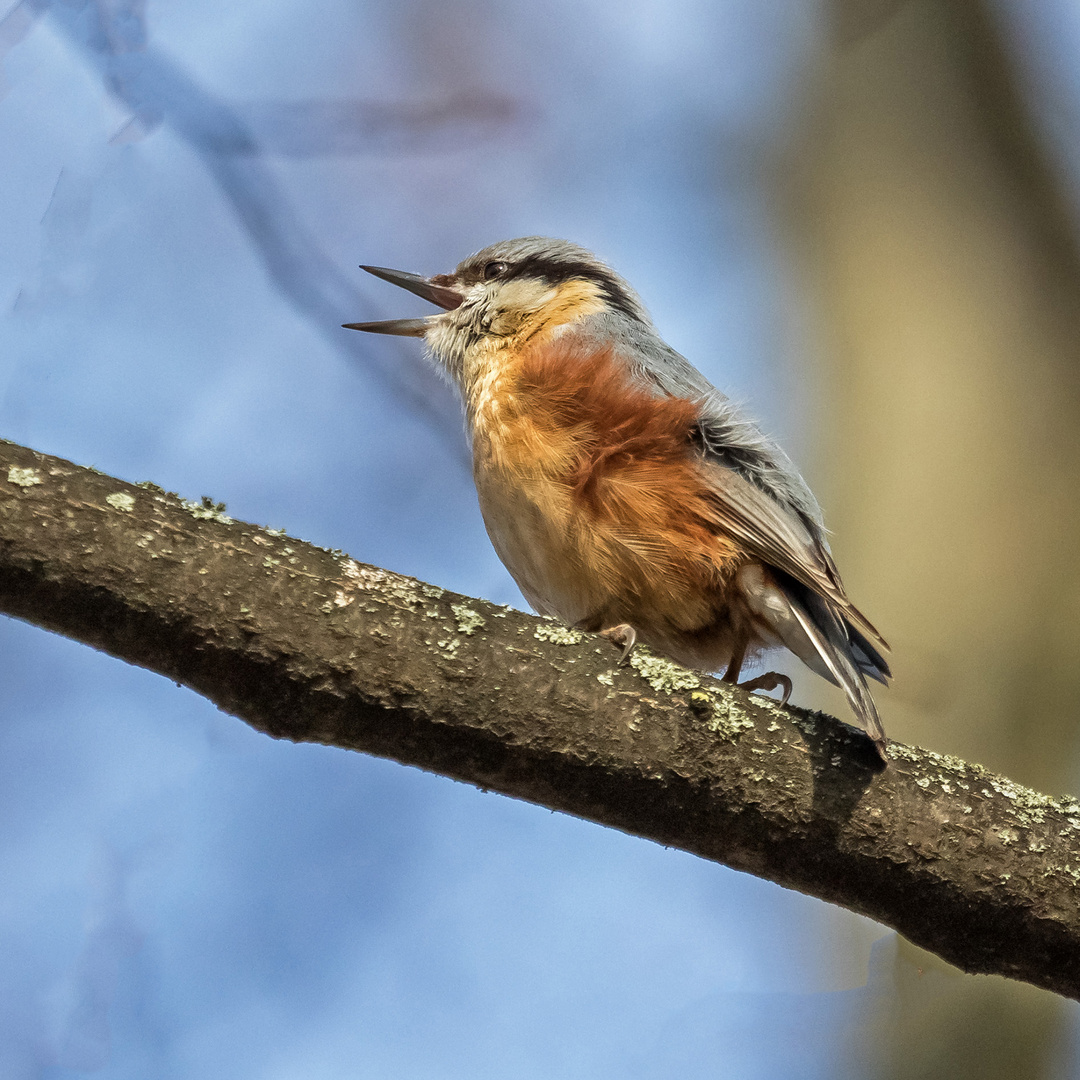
[738,671,792,708]
[599,624,637,665]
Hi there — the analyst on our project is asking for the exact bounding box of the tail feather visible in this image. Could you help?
[786,590,887,758]
[741,568,888,759]
[848,624,892,683]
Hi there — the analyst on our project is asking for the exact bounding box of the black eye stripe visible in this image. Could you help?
[499,257,641,322]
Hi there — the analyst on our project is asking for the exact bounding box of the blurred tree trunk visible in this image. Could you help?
[780,1,1080,1075]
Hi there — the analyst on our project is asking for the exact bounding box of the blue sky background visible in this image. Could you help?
[2,1,1079,1076]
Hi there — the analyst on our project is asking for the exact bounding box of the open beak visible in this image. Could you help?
[342,264,464,337]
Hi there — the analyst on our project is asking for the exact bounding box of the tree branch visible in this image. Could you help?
[2,436,1079,1000]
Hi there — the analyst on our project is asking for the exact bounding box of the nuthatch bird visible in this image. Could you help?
[345,238,891,760]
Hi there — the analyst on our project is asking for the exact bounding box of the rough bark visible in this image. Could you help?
[2,436,1079,1000]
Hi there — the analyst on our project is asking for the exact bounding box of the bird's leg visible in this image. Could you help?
[723,640,791,706]
[722,641,747,684]
[598,623,637,665]
[737,672,793,708]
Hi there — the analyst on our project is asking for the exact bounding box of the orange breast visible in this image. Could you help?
[470,335,752,662]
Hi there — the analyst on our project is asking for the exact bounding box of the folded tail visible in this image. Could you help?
[741,568,889,760]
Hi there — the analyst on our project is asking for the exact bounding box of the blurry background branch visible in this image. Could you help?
[3,435,1080,1002]
[222,95,525,158]
[3,0,529,464]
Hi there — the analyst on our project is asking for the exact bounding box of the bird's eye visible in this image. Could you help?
[483,261,509,280]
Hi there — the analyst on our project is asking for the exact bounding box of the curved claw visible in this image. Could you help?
[599,624,637,665]
[738,671,792,708]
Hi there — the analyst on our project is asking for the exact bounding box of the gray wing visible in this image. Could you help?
[616,327,829,526]
[627,332,887,633]
[702,462,889,663]
[703,459,890,754]
[620,331,890,748]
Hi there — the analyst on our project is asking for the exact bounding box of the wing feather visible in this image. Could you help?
[701,461,890,663]
[609,332,890,747]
